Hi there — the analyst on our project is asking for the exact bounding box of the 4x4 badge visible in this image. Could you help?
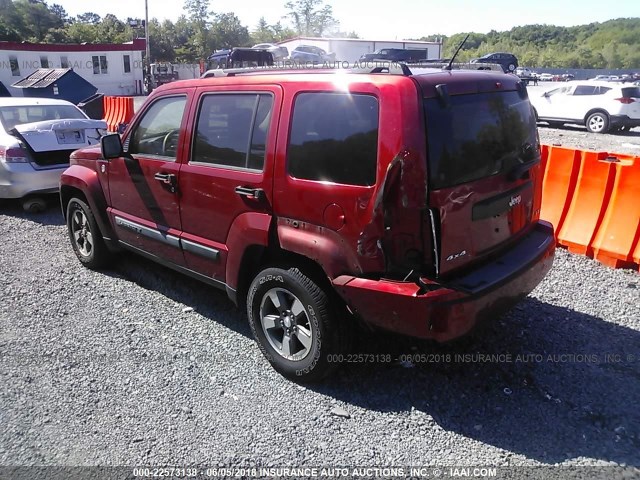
[446,250,467,262]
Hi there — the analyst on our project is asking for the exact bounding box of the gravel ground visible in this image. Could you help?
[1,109,640,472]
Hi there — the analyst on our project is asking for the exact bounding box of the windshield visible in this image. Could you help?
[0,105,86,131]
[425,91,537,189]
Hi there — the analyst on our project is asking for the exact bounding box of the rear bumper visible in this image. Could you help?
[610,115,640,129]
[0,162,67,199]
[333,221,555,342]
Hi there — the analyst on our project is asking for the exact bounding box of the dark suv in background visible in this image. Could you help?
[60,65,554,382]
[359,48,428,63]
[471,52,519,73]
[207,48,274,70]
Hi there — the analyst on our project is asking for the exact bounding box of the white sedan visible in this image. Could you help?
[529,81,640,133]
[0,97,106,210]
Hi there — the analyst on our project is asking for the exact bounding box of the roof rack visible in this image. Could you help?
[200,61,505,79]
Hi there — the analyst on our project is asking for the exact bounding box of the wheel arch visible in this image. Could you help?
[234,244,335,309]
[583,108,609,124]
[59,166,117,248]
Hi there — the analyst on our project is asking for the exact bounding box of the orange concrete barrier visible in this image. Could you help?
[590,156,640,269]
[540,145,640,270]
[103,96,135,132]
[556,150,616,256]
[539,146,581,234]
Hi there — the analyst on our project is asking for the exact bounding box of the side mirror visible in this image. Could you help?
[101,133,124,159]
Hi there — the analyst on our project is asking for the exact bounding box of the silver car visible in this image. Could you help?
[0,97,106,210]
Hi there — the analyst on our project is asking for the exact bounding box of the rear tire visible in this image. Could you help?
[66,198,110,269]
[22,196,47,213]
[586,112,609,133]
[247,267,350,382]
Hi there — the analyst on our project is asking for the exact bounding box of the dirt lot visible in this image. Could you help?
[1,90,639,475]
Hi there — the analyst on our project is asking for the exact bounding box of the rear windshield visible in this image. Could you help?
[425,91,537,189]
[0,105,86,131]
[621,87,640,98]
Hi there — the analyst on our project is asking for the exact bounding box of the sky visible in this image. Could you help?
[53,0,640,39]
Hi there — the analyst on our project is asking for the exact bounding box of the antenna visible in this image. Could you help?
[445,33,470,71]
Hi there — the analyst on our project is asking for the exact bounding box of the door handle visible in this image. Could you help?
[235,186,264,200]
[154,172,178,193]
[154,172,175,184]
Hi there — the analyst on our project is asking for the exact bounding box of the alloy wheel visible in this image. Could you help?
[259,288,313,361]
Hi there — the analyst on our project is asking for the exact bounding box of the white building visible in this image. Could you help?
[277,36,442,63]
[0,39,146,97]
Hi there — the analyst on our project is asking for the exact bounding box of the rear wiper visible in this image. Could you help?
[506,143,539,181]
[508,159,538,181]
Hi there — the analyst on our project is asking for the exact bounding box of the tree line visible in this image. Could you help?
[0,0,355,63]
[420,19,640,69]
[0,0,638,69]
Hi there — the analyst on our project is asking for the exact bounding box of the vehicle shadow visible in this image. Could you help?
[105,252,250,335]
[0,195,65,226]
[538,122,640,137]
[315,298,640,465]
[104,254,639,465]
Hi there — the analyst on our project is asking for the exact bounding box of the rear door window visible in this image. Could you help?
[287,92,379,186]
[425,91,537,189]
[573,85,597,95]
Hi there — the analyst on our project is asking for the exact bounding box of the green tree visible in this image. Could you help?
[184,0,211,59]
[76,12,101,25]
[210,12,250,50]
[13,0,63,41]
[252,17,273,44]
[285,0,337,37]
[0,0,23,41]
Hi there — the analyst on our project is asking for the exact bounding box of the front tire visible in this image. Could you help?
[247,267,349,382]
[586,112,609,133]
[66,198,110,269]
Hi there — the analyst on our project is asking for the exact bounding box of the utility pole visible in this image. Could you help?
[145,0,150,67]
[144,0,151,93]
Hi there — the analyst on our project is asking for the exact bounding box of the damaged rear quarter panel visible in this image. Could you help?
[273,77,430,280]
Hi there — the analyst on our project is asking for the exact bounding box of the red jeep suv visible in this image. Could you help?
[60,66,555,381]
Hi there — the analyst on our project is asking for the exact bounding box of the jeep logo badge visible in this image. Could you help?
[509,195,522,208]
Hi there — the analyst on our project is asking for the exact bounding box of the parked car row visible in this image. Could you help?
[252,43,336,63]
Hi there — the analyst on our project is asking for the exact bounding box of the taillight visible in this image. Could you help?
[0,146,30,163]
[614,97,635,104]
